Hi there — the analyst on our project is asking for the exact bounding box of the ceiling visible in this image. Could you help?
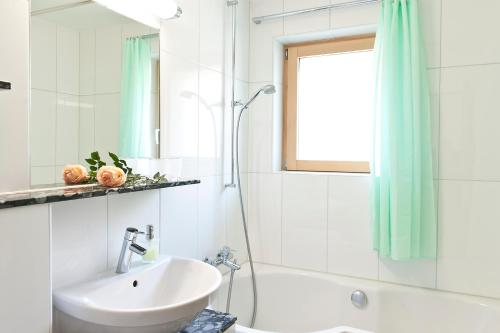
[31,0,140,30]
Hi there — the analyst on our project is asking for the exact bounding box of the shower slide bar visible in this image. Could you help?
[252,0,380,24]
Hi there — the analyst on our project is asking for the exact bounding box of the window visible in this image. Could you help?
[283,35,375,173]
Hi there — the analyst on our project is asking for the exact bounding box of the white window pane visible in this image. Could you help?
[297,50,374,162]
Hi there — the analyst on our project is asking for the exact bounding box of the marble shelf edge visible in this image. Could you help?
[0,180,201,210]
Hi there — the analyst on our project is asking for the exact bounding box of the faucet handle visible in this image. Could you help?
[129,242,147,256]
[219,246,236,259]
[124,227,145,241]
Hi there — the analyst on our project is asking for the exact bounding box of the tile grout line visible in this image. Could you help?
[435,0,444,290]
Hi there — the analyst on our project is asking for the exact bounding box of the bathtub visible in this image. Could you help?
[211,263,500,333]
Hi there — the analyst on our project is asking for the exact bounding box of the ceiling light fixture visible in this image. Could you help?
[93,0,181,29]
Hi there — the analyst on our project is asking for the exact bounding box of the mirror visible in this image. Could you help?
[30,0,160,186]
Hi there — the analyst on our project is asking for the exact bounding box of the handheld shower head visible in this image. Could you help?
[241,84,276,110]
[262,84,276,94]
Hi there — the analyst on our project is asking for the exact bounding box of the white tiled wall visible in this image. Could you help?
[0,0,30,192]
[0,205,51,333]
[159,0,251,264]
[247,0,500,300]
[30,18,159,185]
[50,0,252,288]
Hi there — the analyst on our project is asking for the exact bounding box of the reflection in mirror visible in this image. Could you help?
[30,0,160,186]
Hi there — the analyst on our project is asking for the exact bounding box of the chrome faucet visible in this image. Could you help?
[204,246,241,271]
[116,227,147,274]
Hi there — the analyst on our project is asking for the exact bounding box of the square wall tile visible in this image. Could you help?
[199,68,224,177]
[282,173,328,271]
[79,30,96,95]
[160,0,200,64]
[327,175,378,280]
[30,89,56,167]
[248,173,282,265]
[79,95,95,164]
[428,69,440,179]
[236,0,250,82]
[0,205,51,333]
[56,94,79,165]
[160,52,199,175]
[200,0,225,73]
[330,0,379,30]
[438,180,500,299]
[95,25,122,94]
[442,0,500,67]
[160,185,199,258]
[248,83,275,173]
[420,0,441,68]
[51,197,107,289]
[440,64,500,181]
[284,0,330,35]
[31,166,55,186]
[225,173,249,263]
[379,258,436,288]
[251,0,283,17]
[94,93,120,160]
[249,18,283,83]
[30,17,56,91]
[57,26,79,95]
[107,190,161,268]
[198,177,226,259]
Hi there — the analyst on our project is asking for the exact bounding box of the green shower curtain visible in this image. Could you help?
[372,0,436,260]
[119,37,152,158]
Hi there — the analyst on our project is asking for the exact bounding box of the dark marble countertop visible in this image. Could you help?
[0,179,200,210]
[179,309,237,333]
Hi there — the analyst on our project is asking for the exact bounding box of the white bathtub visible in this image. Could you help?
[211,263,500,333]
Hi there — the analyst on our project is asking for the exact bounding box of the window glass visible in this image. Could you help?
[296,50,374,162]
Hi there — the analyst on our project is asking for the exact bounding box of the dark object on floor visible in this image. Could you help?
[178,309,237,333]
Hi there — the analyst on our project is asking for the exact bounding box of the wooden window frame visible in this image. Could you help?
[283,35,375,173]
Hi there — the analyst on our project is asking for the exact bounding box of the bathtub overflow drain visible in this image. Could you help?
[351,290,368,309]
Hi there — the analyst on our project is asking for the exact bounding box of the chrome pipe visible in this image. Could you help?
[252,0,380,24]
[226,0,239,188]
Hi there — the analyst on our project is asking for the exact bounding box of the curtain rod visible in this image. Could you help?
[252,0,380,24]
[140,33,159,39]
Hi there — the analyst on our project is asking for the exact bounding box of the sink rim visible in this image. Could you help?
[53,255,222,325]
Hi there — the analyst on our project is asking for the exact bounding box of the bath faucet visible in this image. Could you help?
[204,246,241,271]
[116,227,147,274]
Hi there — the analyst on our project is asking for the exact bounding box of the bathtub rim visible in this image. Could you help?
[219,262,500,311]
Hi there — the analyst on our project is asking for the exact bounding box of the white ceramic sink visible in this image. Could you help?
[53,256,222,333]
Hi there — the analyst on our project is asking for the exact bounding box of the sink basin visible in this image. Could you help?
[53,256,222,333]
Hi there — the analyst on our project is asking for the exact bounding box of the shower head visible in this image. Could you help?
[262,84,276,94]
[241,84,276,110]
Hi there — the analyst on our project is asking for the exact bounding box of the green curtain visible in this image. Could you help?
[119,37,152,158]
[372,0,436,260]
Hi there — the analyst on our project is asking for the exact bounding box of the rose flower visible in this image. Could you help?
[62,165,89,185]
[96,166,126,187]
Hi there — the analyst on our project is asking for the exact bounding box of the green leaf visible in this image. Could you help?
[153,172,160,179]
[91,151,100,160]
[127,167,133,174]
[119,159,128,166]
[98,161,106,167]
[85,158,97,165]
[90,166,97,171]
[109,152,119,162]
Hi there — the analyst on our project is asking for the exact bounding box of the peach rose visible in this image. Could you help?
[96,166,126,187]
[62,165,89,184]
